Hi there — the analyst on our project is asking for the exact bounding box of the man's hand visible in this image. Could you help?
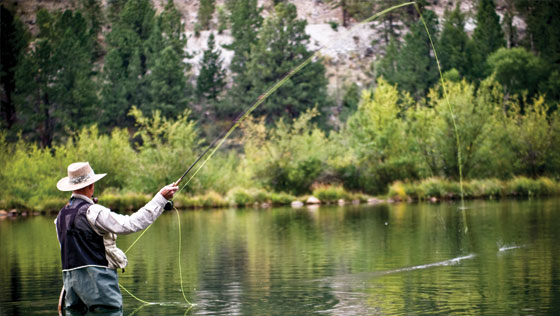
[159,184,179,200]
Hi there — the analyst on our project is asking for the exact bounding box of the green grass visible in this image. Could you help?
[388,177,560,201]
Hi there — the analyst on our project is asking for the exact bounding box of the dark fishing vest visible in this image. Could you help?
[56,198,108,270]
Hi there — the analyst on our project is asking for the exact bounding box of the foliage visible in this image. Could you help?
[196,33,226,102]
[378,9,439,99]
[487,47,548,100]
[243,108,331,195]
[312,184,351,203]
[128,107,199,194]
[388,177,560,200]
[14,9,98,147]
[471,0,506,80]
[438,3,473,79]
[501,96,560,177]
[232,3,328,122]
[197,0,215,30]
[0,5,29,130]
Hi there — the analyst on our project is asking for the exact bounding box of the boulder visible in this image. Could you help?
[367,198,384,205]
[0,210,7,217]
[291,201,304,208]
[337,199,345,206]
[306,196,321,204]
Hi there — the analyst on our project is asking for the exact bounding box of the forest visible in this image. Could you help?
[1,0,559,211]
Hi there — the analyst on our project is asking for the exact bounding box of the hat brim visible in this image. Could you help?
[56,173,106,192]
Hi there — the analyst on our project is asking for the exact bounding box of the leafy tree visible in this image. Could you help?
[239,3,328,121]
[197,0,215,30]
[243,108,331,195]
[471,0,506,80]
[346,78,418,193]
[487,47,547,100]
[421,80,498,179]
[502,96,560,177]
[196,33,226,102]
[14,9,98,147]
[0,5,29,130]
[438,4,473,78]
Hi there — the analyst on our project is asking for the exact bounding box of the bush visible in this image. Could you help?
[312,184,350,203]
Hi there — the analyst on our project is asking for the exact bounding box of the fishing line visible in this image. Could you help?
[413,3,465,209]
[413,3,468,234]
[120,0,469,306]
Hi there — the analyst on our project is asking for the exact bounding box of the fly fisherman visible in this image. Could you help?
[55,162,178,313]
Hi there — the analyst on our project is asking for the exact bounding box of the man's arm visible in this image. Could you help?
[87,184,178,235]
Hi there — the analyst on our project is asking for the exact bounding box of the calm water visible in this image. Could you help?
[1,199,559,315]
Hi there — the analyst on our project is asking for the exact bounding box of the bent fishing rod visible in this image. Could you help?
[163,1,418,211]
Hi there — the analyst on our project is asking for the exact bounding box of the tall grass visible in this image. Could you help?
[388,177,560,201]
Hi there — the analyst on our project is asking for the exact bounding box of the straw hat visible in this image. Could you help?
[57,162,106,192]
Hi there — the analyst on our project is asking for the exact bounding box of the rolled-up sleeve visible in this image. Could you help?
[87,193,168,235]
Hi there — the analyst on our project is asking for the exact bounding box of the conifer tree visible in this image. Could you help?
[471,0,506,79]
[239,3,328,121]
[514,0,560,65]
[196,33,225,102]
[438,4,473,78]
[101,0,155,127]
[0,5,29,130]
[226,0,262,75]
[379,9,438,100]
[197,0,215,30]
[222,0,263,117]
[146,0,191,117]
[14,10,98,147]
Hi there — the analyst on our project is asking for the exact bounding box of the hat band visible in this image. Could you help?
[70,172,94,184]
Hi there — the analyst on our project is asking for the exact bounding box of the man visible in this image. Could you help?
[55,162,178,313]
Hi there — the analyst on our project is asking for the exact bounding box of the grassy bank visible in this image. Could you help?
[3,177,560,215]
[388,177,560,201]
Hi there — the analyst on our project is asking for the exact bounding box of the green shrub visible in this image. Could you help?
[312,184,350,203]
[419,178,446,198]
[226,188,254,206]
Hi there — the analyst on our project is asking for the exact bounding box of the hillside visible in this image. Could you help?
[4,0,525,92]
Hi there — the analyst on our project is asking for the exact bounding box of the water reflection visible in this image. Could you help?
[1,199,560,315]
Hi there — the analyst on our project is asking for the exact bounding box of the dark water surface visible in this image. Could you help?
[1,199,559,315]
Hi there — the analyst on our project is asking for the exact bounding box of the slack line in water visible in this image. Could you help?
[121,0,468,307]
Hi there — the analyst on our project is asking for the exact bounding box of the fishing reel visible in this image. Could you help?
[164,200,174,211]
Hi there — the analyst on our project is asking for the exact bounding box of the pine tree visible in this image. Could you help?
[225,0,262,75]
[146,0,191,117]
[471,0,506,79]
[196,33,226,102]
[514,0,560,65]
[101,0,155,127]
[14,9,98,147]
[438,4,473,78]
[238,3,328,121]
[222,0,263,118]
[197,0,215,30]
[0,5,29,130]
[379,9,438,100]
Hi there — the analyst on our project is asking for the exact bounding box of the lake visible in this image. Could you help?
[1,198,559,315]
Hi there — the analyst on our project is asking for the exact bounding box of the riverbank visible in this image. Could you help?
[1,176,559,216]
